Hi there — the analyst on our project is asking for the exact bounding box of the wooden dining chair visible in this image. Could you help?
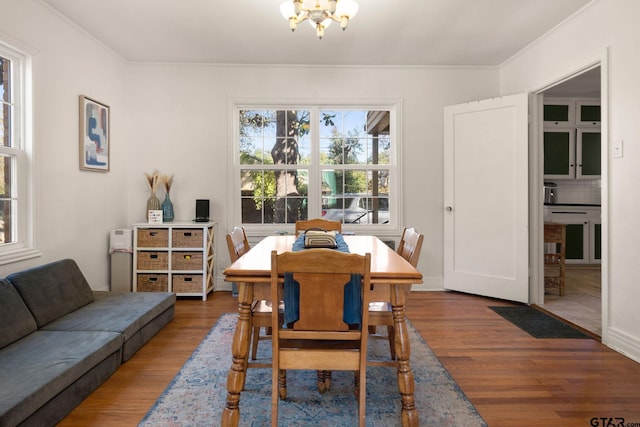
[544,223,566,296]
[368,227,423,360]
[294,218,342,236]
[226,227,274,366]
[270,249,371,427]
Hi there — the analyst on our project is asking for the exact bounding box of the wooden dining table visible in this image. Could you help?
[220,234,423,427]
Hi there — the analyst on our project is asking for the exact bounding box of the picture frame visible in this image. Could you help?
[79,95,110,172]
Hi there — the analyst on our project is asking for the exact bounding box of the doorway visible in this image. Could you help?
[538,66,602,337]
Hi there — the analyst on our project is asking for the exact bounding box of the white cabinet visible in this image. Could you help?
[133,221,216,300]
[544,206,600,264]
[543,98,600,180]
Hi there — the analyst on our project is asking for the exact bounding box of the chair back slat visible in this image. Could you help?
[397,227,424,267]
[295,218,342,236]
[226,226,250,262]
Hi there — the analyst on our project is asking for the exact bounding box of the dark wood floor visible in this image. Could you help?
[59,291,640,427]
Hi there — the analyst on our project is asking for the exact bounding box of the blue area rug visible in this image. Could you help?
[139,313,486,426]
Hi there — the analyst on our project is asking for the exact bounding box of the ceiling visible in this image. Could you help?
[41,0,593,67]
[543,67,601,98]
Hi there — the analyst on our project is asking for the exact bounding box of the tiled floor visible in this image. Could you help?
[540,265,602,337]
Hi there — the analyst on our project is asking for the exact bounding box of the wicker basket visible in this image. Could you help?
[171,251,203,270]
[137,229,169,247]
[172,229,203,248]
[173,274,203,293]
[137,274,169,292]
[137,251,168,270]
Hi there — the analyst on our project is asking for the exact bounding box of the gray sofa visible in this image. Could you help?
[0,259,176,427]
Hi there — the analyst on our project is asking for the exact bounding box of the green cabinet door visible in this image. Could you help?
[544,129,573,177]
[594,223,601,261]
[565,223,586,261]
[578,130,601,177]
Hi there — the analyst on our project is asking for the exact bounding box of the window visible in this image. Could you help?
[235,105,397,229]
[0,41,37,264]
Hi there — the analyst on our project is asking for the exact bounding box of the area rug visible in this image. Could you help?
[139,313,486,426]
[489,305,592,339]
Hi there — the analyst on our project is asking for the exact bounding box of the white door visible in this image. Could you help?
[444,94,529,303]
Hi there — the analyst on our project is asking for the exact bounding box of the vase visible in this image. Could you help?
[162,193,174,222]
[146,193,161,220]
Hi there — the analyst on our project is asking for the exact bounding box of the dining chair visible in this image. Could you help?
[544,223,566,296]
[270,249,371,427]
[226,227,274,366]
[294,218,342,235]
[368,227,424,360]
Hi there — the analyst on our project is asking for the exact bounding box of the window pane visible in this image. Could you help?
[320,110,391,165]
[321,169,390,224]
[240,168,308,224]
[0,103,9,148]
[0,154,13,243]
[0,56,10,148]
[0,199,13,244]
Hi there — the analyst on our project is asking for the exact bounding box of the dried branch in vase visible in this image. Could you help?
[144,170,161,193]
[162,174,174,193]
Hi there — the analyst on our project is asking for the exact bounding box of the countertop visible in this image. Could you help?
[544,203,601,207]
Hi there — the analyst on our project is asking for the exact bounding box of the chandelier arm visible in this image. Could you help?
[293,12,310,25]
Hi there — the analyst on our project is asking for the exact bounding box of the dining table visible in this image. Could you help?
[220,234,423,427]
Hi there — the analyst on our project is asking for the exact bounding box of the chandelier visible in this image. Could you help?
[280,0,359,39]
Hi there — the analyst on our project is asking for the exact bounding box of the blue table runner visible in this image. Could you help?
[284,233,362,326]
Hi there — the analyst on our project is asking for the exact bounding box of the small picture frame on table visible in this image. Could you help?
[79,95,110,172]
[148,210,163,224]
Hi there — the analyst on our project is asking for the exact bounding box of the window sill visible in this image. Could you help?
[0,248,42,266]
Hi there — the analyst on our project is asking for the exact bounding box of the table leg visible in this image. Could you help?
[221,282,253,427]
[391,284,418,427]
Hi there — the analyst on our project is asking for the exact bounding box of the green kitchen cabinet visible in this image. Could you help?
[544,129,574,179]
[577,129,601,178]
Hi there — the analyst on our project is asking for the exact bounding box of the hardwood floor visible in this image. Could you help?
[540,265,602,337]
[58,290,640,427]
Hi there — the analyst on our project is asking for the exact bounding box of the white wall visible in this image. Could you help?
[0,0,128,288]
[500,0,640,361]
[123,63,500,289]
[0,1,500,293]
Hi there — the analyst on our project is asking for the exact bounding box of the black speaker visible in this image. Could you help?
[195,199,209,222]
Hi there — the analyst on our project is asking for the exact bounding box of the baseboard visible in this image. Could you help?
[605,326,640,364]
[402,277,442,292]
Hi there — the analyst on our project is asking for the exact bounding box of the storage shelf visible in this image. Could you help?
[133,221,216,300]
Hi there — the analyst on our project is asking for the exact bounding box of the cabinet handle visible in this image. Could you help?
[150,232,157,236]
[150,254,158,259]
[183,232,192,237]
[184,277,193,282]
[445,206,453,212]
[149,277,157,282]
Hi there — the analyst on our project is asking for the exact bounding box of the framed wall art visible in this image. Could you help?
[79,95,110,172]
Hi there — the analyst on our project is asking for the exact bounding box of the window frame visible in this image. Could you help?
[230,100,402,236]
[0,39,39,265]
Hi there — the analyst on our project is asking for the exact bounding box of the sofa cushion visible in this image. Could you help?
[42,291,176,340]
[0,330,123,427]
[6,259,95,328]
[0,279,37,350]
[42,291,176,361]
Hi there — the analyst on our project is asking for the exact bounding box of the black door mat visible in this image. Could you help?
[489,305,593,339]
